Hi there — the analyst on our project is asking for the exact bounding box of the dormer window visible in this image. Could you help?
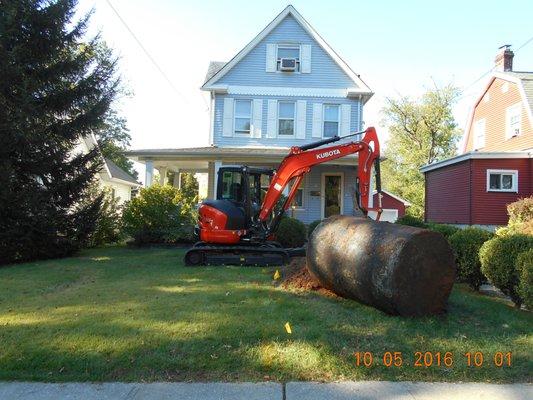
[277,45,300,72]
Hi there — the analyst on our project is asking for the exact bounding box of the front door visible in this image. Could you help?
[322,173,343,219]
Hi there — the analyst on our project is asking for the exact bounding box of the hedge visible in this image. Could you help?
[479,234,533,307]
[517,249,533,310]
[275,217,307,248]
[449,228,493,290]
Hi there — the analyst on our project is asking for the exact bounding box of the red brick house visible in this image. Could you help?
[421,46,532,229]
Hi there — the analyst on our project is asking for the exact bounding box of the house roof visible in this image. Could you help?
[462,70,533,153]
[81,135,141,186]
[201,5,372,96]
[420,150,532,173]
[204,61,226,84]
[373,190,411,206]
[104,157,139,185]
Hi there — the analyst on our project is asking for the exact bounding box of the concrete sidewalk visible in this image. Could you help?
[0,381,531,400]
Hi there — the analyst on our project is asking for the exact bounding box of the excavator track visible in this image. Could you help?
[184,243,299,267]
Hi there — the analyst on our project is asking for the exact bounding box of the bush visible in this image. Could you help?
[479,234,533,307]
[449,228,493,290]
[517,249,533,310]
[88,188,123,247]
[122,184,196,245]
[427,223,460,240]
[395,215,428,228]
[502,197,533,235]
[307,220,323,238]
[275,217,307,247]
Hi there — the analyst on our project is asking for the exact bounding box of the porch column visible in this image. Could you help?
[173,170,181,189]
[207,162,215,199]
[213,161,222,198]
[159,167,168,185]
[145,160,154,187]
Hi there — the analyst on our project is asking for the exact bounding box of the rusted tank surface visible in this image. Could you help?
[306,215,455,317]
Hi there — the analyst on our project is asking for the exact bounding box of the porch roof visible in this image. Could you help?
[126,146,359,167]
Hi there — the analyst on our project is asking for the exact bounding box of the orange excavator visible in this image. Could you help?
[184,127,382,266]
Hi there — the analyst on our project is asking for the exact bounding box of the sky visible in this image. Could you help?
[76,0,533,182]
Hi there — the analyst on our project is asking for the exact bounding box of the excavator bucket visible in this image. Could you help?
[306,215,456,317]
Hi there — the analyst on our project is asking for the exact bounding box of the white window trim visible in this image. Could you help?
[505,103,522,139]
[277,101,296,137]
[320,172,344,219]
[234,99,252,136]
[322,104,340,138]
[276,43,301,73]
[473,118,486,150]
[486,169,518,193]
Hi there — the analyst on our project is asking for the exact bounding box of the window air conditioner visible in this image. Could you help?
[280,58,296,71]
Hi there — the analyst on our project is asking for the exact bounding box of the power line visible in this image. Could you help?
[459,34,533,99]
[104,0,209,111]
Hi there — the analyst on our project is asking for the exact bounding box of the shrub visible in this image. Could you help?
[479,234,533,307]
[122,184,196,245]
[427,223,460,240]
[449,228,493,290]
[517,249,533,310]
[307,220,323,238]
[502,197,533,235]
[395,214,428,228]
[88,188,123,247]
[275,217,307,248]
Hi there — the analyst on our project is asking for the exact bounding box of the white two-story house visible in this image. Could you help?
[128,5,375,224]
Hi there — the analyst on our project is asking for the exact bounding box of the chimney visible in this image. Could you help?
[494,45,514,72]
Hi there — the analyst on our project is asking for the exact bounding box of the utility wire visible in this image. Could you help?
[104,0,209,111]
[459,33,533,99]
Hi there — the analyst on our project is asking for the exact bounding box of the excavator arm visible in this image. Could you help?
[259,127,382,232]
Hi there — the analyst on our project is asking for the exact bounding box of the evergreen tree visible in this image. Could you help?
[0,0,120,264]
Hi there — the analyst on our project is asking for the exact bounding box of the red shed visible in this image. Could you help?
[369,190,411,222]
[421,152,532,227]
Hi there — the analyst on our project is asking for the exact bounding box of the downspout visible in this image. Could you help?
[469,160,473,225]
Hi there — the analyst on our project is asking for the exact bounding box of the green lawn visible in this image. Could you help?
[0,247,531,383]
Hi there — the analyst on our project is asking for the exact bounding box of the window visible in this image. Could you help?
[473,119,486,150]
[506,103,521,138]
[289,177,305,208]
[486,169,518,192]
[501,82,509,93]
[234,100,252,135]
[278,101,295,136]
[323,105,339,137]
[277,45,300,71]
[221,170,244,202]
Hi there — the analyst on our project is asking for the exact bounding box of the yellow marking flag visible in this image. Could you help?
[273,269,281,280]
[284,322,292,334]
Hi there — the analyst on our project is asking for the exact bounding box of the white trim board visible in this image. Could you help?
[206,85,367,98]
[320,172,344,219]
[420,151,532,173]
[201,5,372,96]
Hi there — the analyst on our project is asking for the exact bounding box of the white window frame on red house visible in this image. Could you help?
[505,103,521,139]
[486,169,518,193]
[473,118,486,150]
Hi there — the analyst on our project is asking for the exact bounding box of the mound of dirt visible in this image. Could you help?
[280,257,337,297]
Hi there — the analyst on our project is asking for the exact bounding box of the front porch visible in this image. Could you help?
[127,146,366,224]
